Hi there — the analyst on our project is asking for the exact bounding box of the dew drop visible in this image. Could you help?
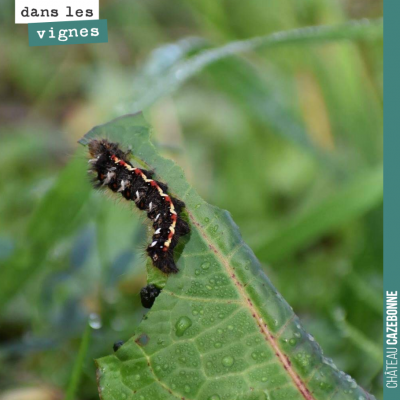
[208,396,220,400]
[221,356,234,367]
[89,313,102,329]
[201,262,210,270]
[184,385,191,393]
[175,316,192,337]
[214,342,222,349]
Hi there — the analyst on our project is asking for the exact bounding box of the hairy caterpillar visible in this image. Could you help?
[87,139,190,274]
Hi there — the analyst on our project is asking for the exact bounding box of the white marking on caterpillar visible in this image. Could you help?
[112,151,178,252]
[89,140,191,273]
[117,180,128,192]
[103,171,115,185]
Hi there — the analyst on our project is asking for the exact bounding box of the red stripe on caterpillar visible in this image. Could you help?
[88,139,190,274]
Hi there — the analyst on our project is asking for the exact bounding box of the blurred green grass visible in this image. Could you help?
[0,0,382,399]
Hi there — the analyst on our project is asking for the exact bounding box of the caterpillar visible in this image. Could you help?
[87,139,190,274]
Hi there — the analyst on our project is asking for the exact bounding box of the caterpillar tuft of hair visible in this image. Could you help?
[87,139,190,274]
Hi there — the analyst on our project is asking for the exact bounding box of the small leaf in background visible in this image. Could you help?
[0,155,92,311]
[254,165,383,263]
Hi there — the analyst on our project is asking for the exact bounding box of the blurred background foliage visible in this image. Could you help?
[0,0,383,399]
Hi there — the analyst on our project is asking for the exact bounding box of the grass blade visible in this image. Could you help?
[120,18,383,114]
[255,165,383,262]
[64,322,92,400]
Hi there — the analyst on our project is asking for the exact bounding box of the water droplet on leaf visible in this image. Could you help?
[201,262,210,270]
[221,356,234,367]
[175,316,192,337]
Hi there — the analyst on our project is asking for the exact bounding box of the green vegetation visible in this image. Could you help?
[0,1,383,399]
[86,113,378,400]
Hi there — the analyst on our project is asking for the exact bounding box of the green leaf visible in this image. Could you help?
[254,165,383,262]
[80,114,376,400]
[0,155,92,311]
[333,312,382,366]
[119,18,382,115]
